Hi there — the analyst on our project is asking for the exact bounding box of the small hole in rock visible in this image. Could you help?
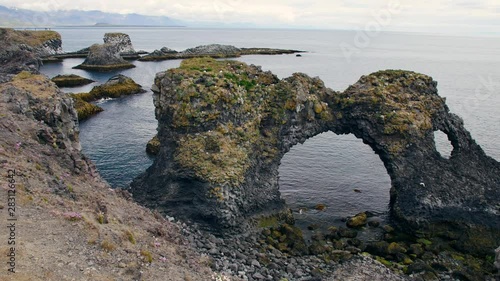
[434,130,453,159]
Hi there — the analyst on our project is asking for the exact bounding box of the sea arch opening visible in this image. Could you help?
[278,131,392,235]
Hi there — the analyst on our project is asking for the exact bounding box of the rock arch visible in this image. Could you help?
[131,58,499,253]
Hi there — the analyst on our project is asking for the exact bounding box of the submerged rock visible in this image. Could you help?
[74,43,136,71]
[51,74,94,87]
[130,58,500,256]
[346,212,368,228]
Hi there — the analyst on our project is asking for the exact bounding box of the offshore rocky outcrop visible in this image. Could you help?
[131,58,500,256]
[51,74,95,87]
[0,28,63,74]
[103,32,141,59]
[71,74,145,120]
[74,43,136,71]
[139,44,303,61]
[103,32,135,54]
[55,32,144,60]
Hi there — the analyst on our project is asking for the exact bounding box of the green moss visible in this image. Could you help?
[2,29,60,47]
[86,78,143,101]
[125,230,136,244]
[417,238,433,246]
[140,250,153,263]
[258,216,279,228]
[176,131,250,187]
[97,213,105,224]
[101,240,116,252]
[376,256,393,267]
[51,74,94,87]
[146,135,160,155]
[71,95,103,121]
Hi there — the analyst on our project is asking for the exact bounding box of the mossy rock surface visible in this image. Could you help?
[71,95,103,121]
[131,58,500,260]
[51,74,94,87]
[76,74,145,102]
[146,135,160,155]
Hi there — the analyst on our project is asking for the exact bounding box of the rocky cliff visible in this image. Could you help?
[0,28,63,74]
[131,58,500,256]
[0,29,219,281]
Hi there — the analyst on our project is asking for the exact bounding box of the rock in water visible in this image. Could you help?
[74,43,135,71]
[103,32,136,54]
[346,212,367,228]
[51,74,94,87]
[130,58,500,256]
[71,75,144,120]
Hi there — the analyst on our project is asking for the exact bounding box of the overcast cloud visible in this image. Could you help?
[1,0,499,34]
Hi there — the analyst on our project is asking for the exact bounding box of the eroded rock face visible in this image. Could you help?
[74,43,135,71]
[103,32,136,54]
[0,71,95,174]
[0,28,63,74]
[131,58,500,253]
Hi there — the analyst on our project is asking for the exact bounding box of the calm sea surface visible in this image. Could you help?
[40,27,500,229]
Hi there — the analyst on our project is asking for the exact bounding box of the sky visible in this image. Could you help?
[1,0,499,35]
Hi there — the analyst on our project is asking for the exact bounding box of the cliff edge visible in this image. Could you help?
[0,29,216,281]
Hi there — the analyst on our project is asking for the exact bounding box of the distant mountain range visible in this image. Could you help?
[0,5,180,27]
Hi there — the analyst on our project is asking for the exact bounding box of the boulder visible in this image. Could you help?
[83,74,145,100]
[51,74,94,87]
[103,32,136,54]
[346,212,368,228]
[74,43,135,71]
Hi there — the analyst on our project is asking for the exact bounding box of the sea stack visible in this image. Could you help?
[103,32,140,59]
[74,43,136,71]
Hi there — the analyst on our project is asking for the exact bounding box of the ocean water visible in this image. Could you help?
[40,27,500,229]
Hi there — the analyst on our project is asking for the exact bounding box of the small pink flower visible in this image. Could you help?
[159,256,167,262]
[154,241,161,248]
[15,142,21,150]
[63,211,83,221]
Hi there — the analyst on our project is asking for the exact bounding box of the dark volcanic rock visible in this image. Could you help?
[146,135,160,155]
[130,58,500,255]
[139,44,303,61]
[74,43,135,71]
[182,44,240,56]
